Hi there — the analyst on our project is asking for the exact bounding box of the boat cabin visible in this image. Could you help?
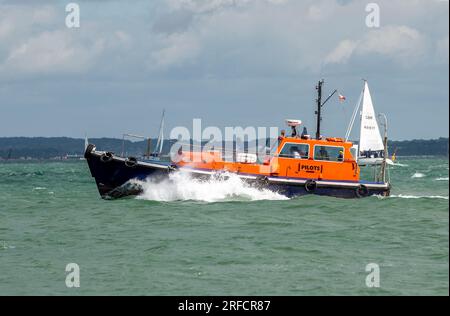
[176,131,360,183]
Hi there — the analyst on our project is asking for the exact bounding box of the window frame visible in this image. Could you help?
[277,142,310,160]
[313,144,345,163]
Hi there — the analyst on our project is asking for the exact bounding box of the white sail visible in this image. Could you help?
[154,110,165,155]
[359,82,384,152]
[84,134,89,151]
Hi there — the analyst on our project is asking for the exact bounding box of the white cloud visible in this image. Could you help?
[1,30,105,74]
[0,0,448,77]
[307,1,339,21]
[165,0,285,13]
[0,0,448,140]
[325,26,428,67]
[149,32,201,68]
[324,39,359,64]
[358,26,427,63]
[0,4,57,40]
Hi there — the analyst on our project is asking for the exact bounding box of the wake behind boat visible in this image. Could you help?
[85,80,391,199]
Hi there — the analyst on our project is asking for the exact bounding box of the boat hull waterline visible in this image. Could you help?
[85,145,390,200]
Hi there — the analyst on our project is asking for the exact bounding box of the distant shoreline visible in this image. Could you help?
[1,155,448,163]
[0,136,448,160]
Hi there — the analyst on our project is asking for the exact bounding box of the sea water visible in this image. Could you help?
[0,157,448,295]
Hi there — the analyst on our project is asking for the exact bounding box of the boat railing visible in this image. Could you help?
[120,136,280,163]
[174,141,279,163]
[121,133,152,158]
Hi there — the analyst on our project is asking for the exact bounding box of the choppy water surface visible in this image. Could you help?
[0,157,448,295]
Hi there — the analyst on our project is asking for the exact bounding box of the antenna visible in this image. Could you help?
[315,80,337,140]
[315,80,323,140]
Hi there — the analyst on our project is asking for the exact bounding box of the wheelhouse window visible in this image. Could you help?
[350,147,358,160]
[279,143,309,159]
[314,145,344,162]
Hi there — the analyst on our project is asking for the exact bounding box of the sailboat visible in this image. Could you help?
[84,134,89,152]
[346,80,393,166]
[150,110,165,159]
[81,134,89,160]
[66,134,89,160]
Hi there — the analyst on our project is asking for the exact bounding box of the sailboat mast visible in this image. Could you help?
[154,109,165,156]
[345,88,363,141]
[379,113,388,183]
[359,80,365,129]
[159,110,165,154]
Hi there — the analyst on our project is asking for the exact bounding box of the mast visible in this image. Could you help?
[84,133,89,152]
[159,109,165,154]
[345,87,364,141]
[145,138,151,159]
[379,113,388,183]
[154,109,165,156]
[315,80,323,140]
[315,80,337,140]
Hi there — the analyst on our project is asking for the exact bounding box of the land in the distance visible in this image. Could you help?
[0,137,448,160]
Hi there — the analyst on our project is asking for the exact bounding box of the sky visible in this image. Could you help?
[0,0,448,140]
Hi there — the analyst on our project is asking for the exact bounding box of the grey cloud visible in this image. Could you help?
[152,9,194,34]
[0,0,448,140]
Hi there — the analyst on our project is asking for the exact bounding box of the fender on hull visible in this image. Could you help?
[85,144,172,198]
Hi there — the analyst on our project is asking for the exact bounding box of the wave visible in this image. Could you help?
[392,162,408,167]
[411,172,425,178]
[136,172,289,202]
[1,241,15,250]
[390,194,449,200]
[435,177,449,181]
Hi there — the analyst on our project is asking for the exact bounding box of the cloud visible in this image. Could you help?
[307,1,339,21]
[325,26,428,67]
[165,0,286,13]
[152,9,194,34]
[436,36,449,64]
[1,30,105,75]
[0,3,136,77]
[149,32,201,68]
[324,39,359,64]
[358,26,427,63]
[0,0,448,77]
[0,0,448,140]
[0,4,57,40]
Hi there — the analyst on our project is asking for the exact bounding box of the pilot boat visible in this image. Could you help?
[85,80,391,199]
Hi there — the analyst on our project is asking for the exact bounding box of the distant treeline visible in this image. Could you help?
[388,138,448,157]
[0,137,169,160]
[0,137,448,159]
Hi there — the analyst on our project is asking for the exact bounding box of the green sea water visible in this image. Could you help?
[0,157,448,295]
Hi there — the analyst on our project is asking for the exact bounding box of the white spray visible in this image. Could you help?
[135,172,289,202]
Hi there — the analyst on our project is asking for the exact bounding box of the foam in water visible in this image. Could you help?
[390,194,449,200]
[411,172,425,178]
[135,172,289,202]
[435,177,449,181]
